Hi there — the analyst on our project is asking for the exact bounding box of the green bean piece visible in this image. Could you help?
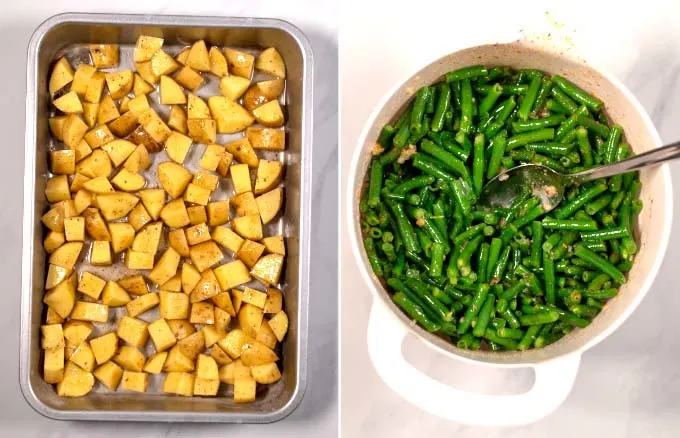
[604,125,623,164]
[512,115,566,133]
[545,98,569,114]
[569,304,599,319]
[412,153,456,182]
[457,235,483,277]
[410,87,430,134]
[552,75,603,111]
[486,237,503,283]
[431,84,451,132]
[576,114,610,139]
[458,283,490,334]
[574,127,594,167]
[580,227,629,241]
[485,97,516,138]
[497,327,526,340]
[472,133,486,195]
[506,128,555,151]
[609,142,628,192]
[440,132,469,161]
[574,244,626,283]
[518,74,543,121]
[386,200,420,254]
[364,238,384,277]
[404,278,453,322]
[585,193,613,216]
[425,86,436,115]
[476,84,528,95]
[520,311,560,325]
[367,161,384,207]
[554,182,608,219]
[555,106,588,141]
[490,246,512,283]
[459,79,474,134]
[451,178,473,219]
[484,328,519,350]
[457,332,475,349]
[393,292,441,332]
[486,133,508,179]
[473,293,496,337]
[420,139,469,178]
[550,87,579,114]
[516,325,541,350]
[479,83,503,117]
[377,124,396,148]
[530,221,544,268]
[542,217,598,231]
[445,65,488,82]
[430,242,446,278]
[543,247,556,304]
[477,243,491,285]
[532,77,552,113]
[582,288,618,299]
[392,175,435,196]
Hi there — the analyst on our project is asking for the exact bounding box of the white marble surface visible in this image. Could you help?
[341,0,680,436]
[0,0,337,436]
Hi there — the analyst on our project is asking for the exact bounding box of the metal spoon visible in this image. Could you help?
[477,142,680,212]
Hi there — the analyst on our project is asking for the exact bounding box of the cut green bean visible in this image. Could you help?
[393,292,441,332]
[552,75,603,111]
[518,74,543,121]
[458,283,490,334]
[473,293,496,337]
[445,65,488,82]
[574,244,626,283]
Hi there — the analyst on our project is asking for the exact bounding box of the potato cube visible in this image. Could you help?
[148,247,181,286]
[195,354,219,380]
[98,95,120,124]
[186,40,210,71]
[109,222,135,253]
[128,204,152,231]
[241,340,278,366]
[44,347,65,384]
[176,331,206,361]
[132,222,163,254]
[45,175,71,203]
[94,361,123,390]
[246,127,285,151]
[71,301,109,322]
[90,332,119,365]
[174,66,204,91]
[90,44,119,68]
[238,303,264,338]
[232,214,263,241]
[262,235,285,256]
[148,318,177,351]
[185,223,211,246]
[187,119,216,144]
[167,320,196,341]
[49,57,75,95]
[225,137,258,167]
[45,264,71,289]
[237,240,266,268]
[250,254,284,286]
[212,227,243,253]
[70,341,95,372]
[211,346,233,365]
[169,228,191,257]
[56,362,96,397]
[160,75,186,105]
[121,370,148,392]
[202,325,221,347]
[117,316,149,348]
[207,201,229,227]
[84,125,115,149]
[224,48,254,79]
[230,164,251,194]
[53,90,83,114]
[163,371,194,396]
[126,250,155,270]
[46,307,64,325]
[216,150,234,177]
[159,291,190,320]
[193,377,219,396]
[168,105,188,134]
[64,217,85,242]
[251,363,282,384]
[162,274,182,292]
[189,270,220,303]
[165,131,192,164]
[158,161,192,199]
[187,205,208,225]
[113,345,146,372]
[264,288,284,314]
[187,93,210,118]
[119,275,148,296]
[199,144,224,171]
[77,272,106,300]
[160,199,191,228]
[190,302,215,325]
[214,307,231,333]
[143,351,168,374]
[217,329,253,359]
[41,324,64,350]
[234,377,257,403]
[192,171,219,191]
[256,320,278,350]
[102,281,132,307]
[90,241,112,266]
[125,292,160,317]
[189,241,224,272]
[62,320,93,347]
[268,311,289,342]
[151,49,179,77]
[50,149,76,175]
[214,260,251,290]
[164,346,195,372]
[184,183,211,206]
[181,263,202,294]
[209,47,228,77]
[139,188,166,221]
[242,287,268,309]
[231,192,259,217]
[43,272,76,319]
[134,35,163,63]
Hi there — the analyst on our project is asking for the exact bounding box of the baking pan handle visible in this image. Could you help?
[367,302,581,426]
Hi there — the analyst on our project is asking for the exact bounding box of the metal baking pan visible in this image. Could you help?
[21,12,313,423]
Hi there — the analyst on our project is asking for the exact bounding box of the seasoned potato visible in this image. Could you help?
[252,101,284,127]
[208,96,254,133]
[186,40,210,72]
[268,311,289,342]
[207,201,229,227]
[224,48,254,78]
[148,247,181,286]
[162,274,183,292]
[255,47,286,78]
[208,46,228,77]
[158,161,192,199]
[44,231,66,254]
[211,346,233,365]
[45,264,72,289]
[94,361,123,390]
[111,169,146,192]
[49,242,83,270]
[176,330,205,360]
[97,193,139,221]
[255,160,283,194]
[43,273,76,318]
[82,176,114,194]
[190,302,215,325]
[44,346,65,384]
[139,188,165,220]
[148,318,177,352]
[241,340,278,366]
[168,105,188,134]
[125,292,160,317]
[105,70,133,99]
[90,44,119,68]
[77,271,106,300]
[84,72,106,104]
[238,303,264,337]
[159,291,190,320]
[50,150,76,175]
[108,112,138,138]
[189,269,220,303]
[189,241,224,272]
[256,320,278,350]
[231,192,259,217]
[71,301,109,322]
[143,351,168,374]
[214,260,251,291]
[237,240,266,268]
[62,115,89,150]
[181,262,201,294]
[216,150,234,178]
[226,137,259,167]
[232,215,263,240]
[251,254,284,287]
[185,222,211,246]
[219,75,250,100]
[160,199,190,229]
[128,203,152,231]
[242,79,284,112]
[41,324,65,350]
[82,102,99,127]
[113,345,146,372]
[73,189,93,214]
[194,377,220,396]
[108,222,134,253]
[214,307,231,333]
[123,144,151,173]
[264,288,284,314]
[98,95,120,125]
[165,131,193,164]
[134,35,163,62]
[139,108,172,144]
[196,354,219,380]
[117,316,149,349]
[49,57,74,96]
[160,75,186,104]
[133,73,154,96]
[132,221,163,254]
[175,66,204,92]
[217,329,253,359]
[187,118,217,144]
[246,127,285,151]
[187,93,211,119]
[118,275,148,296]
[230,164,252,194]
[198,144,224,171]
[151,49,179,77]
[135,61,159,85]
[256,188,283,225]
[53,91,83,114]
[64,216,85,242]
[71,64,96,97]
[84,125,115,149]
[126,250,154,270]
[167,320,196,341]
[163,371,194,396]
[251,363,282,384]
[101,280,131,307]
[76,149,112,179]
[120,370,148,392]
[184,183,211,206]
[212,226,244,253]
[57,362,94,397]
[193,171,219,191]
[219,359,251,384]
[91,332,119,365]
[169,228,191,257]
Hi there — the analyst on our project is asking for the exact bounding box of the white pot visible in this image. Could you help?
[346,42,673,426]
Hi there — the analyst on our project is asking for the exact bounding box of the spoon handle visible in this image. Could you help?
[571,141,680,182]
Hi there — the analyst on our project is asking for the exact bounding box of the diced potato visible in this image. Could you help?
[70,341,95,372]
[43,273,76,319]
[174,66,204,91]
[49,57,74,96]
[91,332,119,365]
[251,254,284,287]
[185,40,210,71]
[136,189,165,221]
[190,269,220,303]
[119,96,131,113]
[118,275,148,296]
[159,291,190,320]
[132,221,163,254]
[113,345,146,372]
[176,330,205,360]
[256,188,283,225]
[187,93,211,119]
[246,127,285,151]
[251,363,282,384]
[45,264,71,289]
[231,192,259,217]
[49,115,68,141]
[158,161,192,199]
[219,75,250,100]
[138,108,172,144]
[94,361,123,390]
[268,311,289,342]
[187,118,217,144]
[212,226,244,253]
[109,222,135,254]
[50,149,76,175]
[133,73,154,96]
[167,320,196,341]
[168,105,188,134]
[160,75,186,104]
[126,250,154,270]
[255,160,283,195]
[101,279,130,307]
[123,144,151,173]
[98,95,120,125]
[151,49,179,77]
[62,115,89,150]
[56,362,95,397]
[44,231,66,254]
[120,370,148,392]
[84,72,106,104]
[127,94,150,115]
[90,240,112,266]
[185,223,211,246]
[49,242,83,270]
[264,288,284,314]
[187,205,208,224]
[256,320,278,350]
[230,164,252,195]
[125,292,160,317]
[211,346,233,365]
[134,35,164,62]
[53,91,83,114]
[82,208,110,241]
[73,190,92,214]
[213,261,251,292]
[217,329,253,359]
[165,131,193,164]
[216,150,234,177]
[97,193,140,221]
[237,240,266,268]
[71,301,109,322]
[77,272,106,300]
[196,354,219,380]
[117,316,149,348]
[252,100,284,127]
[82,102,99,127]
[41,324,64,350]
[89,44,119,68]
[160,198,191,228]
[255,47,285,78]
[143,351,168,374]
[209,46,228,77]
[239,303,264,337]
[234,377,256,403]
[208,96,255,134]
[71,64,96,97]
[82,176,114,194]
[169,228,191,257]
[163,371,194,396]
[111,169,146,192]
[181,263,202,294]
[226,138,259,168]
[135,61,159,85]
[190,302,215,324]
[224,48,254,79]
[148,247,181,286]
[105,69,133,99]
[42,205,66,232]
[242,79,285,112]
[184,183,211,206]
[101,139,137,167]
[189,241,224,272]
[202,325,221,347]
[243,287,268,308]
[199,144,224,171]
[241,340,278,366]
[148,318,177,352]
[128,203,152,231]
[64,216,85,242]
[207,201,230,227]
[107,111,138,138]
[232,215,263,240]
[262,235,285,256]
[193,377,220,396]
[44,347,64,384]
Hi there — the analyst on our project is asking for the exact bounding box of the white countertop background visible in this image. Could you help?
[0,0,337,436]
[341,0,680,436]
